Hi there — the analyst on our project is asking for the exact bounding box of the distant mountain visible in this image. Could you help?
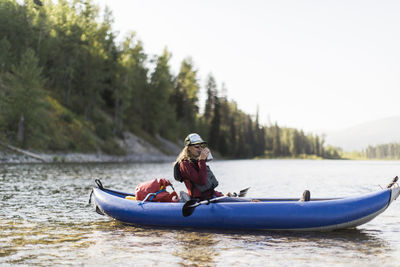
[324,116,400,151]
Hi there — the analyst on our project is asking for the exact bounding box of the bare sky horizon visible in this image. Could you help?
[95,0,400,133]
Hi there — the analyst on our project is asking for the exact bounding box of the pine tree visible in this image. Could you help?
[2,48,47,147]
[204,73,217,121]
[116,33,149,135]
[172,57,200,131]
[209,96,220,150]
[148,48,177,138]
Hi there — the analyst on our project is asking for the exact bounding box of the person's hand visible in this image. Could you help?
[199,147,210,160]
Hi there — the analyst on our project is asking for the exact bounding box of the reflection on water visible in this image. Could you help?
[171,228,390,266]
[173,231,218,266]
[1,161,400,266]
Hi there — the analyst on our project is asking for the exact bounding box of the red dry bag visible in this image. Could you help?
[135,178,179,202]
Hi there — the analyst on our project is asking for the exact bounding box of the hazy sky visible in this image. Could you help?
[94,0,400,133]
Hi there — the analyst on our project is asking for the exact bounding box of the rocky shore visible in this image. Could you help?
[0,132,181,164]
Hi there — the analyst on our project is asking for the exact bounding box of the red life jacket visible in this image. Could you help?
[135,178,179,202]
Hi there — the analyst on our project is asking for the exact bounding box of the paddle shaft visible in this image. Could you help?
[183,187,250,215]
[188,195,229,208]
[182,195,230,217]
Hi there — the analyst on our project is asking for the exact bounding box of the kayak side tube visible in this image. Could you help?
[91,186,400,231]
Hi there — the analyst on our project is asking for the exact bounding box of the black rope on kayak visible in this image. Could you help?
[386,176,399,188]
[88,189,93,204]
[95,179,104,190]
[95,206,105,215]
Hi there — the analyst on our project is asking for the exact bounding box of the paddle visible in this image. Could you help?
[238,187,250,197]
[182,186,251,217]
[182,195,229,217]
[225,187,250,197]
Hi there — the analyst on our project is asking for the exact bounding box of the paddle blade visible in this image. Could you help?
[182,199,198,217]
[239,187,250,197]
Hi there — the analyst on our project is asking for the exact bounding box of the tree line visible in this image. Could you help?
[0,0,340,159]
[362,143,400,160]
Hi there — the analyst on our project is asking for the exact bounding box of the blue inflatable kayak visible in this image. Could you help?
[90,180,400,231]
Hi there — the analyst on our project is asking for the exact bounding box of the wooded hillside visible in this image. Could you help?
[0,0,340,159]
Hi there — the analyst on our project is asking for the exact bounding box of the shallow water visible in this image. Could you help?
[1,160,400,266]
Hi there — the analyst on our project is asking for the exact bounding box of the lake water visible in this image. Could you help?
[1,159,400,266]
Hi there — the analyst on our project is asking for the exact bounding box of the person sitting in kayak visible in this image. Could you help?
[174,133,223,201]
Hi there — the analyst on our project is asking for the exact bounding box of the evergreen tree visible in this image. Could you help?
[204,73,217,121]
[0,0,33,67]
[148,48,177,138]
[116,33,149,135]
[0,37,12,73]
[272,123,281,155]
[209,95,220,150]
[315,135,321,156]
[1,48,48,147]
[172,57,200,131]
[253,107,266,156]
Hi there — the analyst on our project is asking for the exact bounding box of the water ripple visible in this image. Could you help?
[1,161,400,266]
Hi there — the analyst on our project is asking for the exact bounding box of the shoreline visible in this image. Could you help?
[2,131,394,163]
[0,150,176,164]
[0,132,179,164]
[2,150,396,164]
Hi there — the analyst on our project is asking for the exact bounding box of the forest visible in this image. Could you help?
[361,143,400,160]
[0,0,341,159]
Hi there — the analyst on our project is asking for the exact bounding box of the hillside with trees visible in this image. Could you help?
[0,0,340,159]
[361,143,400,160]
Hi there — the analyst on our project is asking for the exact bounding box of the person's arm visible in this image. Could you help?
[180,160,207,185]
